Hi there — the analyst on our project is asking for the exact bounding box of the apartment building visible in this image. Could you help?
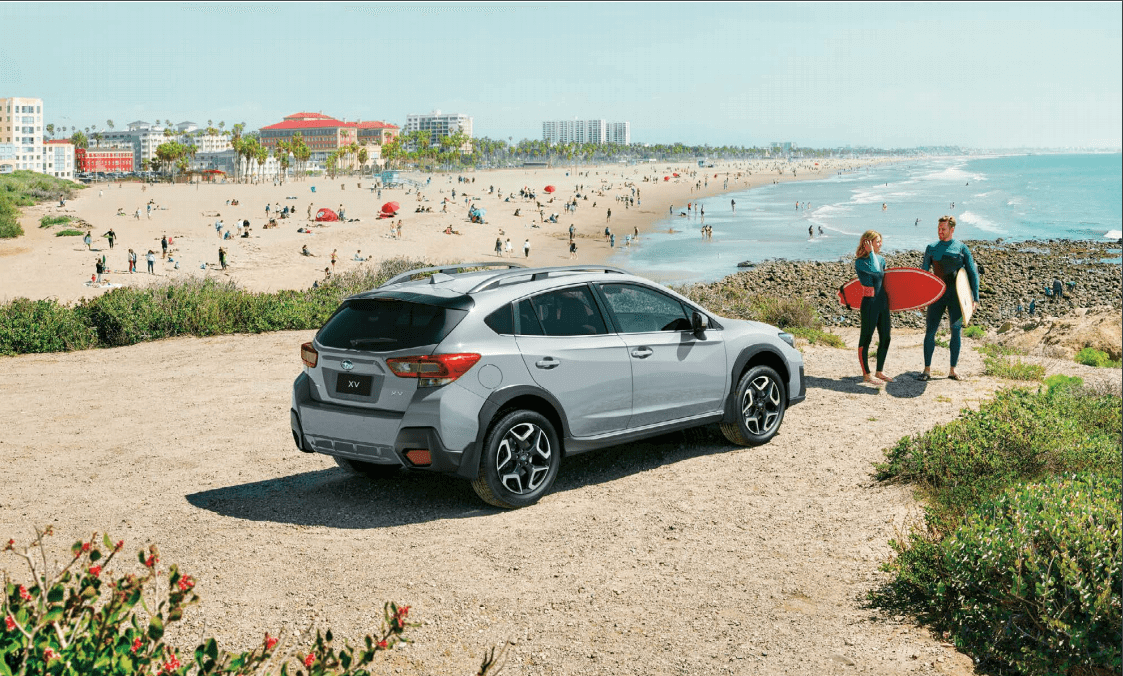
[75,146,134,174]
[44,139,75,179]
[543,118,630,146]
[404,110,473,148]
[101,121,174,171]
[0,97,45,173]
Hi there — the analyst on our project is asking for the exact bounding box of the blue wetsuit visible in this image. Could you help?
[855,253,890,375]
[921,239,979,368]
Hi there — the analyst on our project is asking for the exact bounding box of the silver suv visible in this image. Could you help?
[291,264,805,508]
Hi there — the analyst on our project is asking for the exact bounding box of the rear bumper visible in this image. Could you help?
[290,373,477,474]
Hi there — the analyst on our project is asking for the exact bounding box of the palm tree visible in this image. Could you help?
[45,123,55,139]
[107,120,114,131]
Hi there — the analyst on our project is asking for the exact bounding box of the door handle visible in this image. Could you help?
[630,347,653,359]
[535,357,559,369]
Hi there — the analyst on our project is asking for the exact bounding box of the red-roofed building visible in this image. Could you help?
[259,112,399,171]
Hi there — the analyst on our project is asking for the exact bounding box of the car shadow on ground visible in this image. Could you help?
[185,427,736,528]
[806,374,927,398]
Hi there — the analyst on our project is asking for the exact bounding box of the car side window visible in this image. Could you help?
[484,303,514,335]
[527,286,608,336]
[599,283,691,333]
[516,299,544,336]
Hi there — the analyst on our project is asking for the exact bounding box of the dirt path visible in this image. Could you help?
[4,328,1108,675]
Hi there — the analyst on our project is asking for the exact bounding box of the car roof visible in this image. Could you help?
[360,264,642,300]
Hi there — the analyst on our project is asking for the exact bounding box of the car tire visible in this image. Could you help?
[471,410,561,509]
[720,365,787,446]
[334,456,401,479]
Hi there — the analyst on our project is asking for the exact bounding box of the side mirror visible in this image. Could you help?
[691,311,709,336]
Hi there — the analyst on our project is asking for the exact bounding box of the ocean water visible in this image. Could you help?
[612,153,1123,283]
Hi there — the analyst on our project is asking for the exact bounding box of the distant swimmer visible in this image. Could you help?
[882,203,888,211]
[915,218,920,226]
[818,226,824,236]
[808,224,814,238]
[731,199,736,213]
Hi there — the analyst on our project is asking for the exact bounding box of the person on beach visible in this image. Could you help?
[854,231,893,385]
[104,228,116,249]
[918,216,979,382]
[218,247,227,271]
[94,257,104,284]
[569,240,578,260]
[495,237,503,258]
[146,250,156,274]
[331,249,338,271]
[84,231,92,250]
[523,238,530,258]
[161,235,168,259]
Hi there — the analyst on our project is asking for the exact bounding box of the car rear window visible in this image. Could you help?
[317,298,468,351]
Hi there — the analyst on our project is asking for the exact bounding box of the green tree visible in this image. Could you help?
[106,119,114,130]
[70,131,89,149]
[45,123,55,139]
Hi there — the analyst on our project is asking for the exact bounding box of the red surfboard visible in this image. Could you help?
[837,267,946,312]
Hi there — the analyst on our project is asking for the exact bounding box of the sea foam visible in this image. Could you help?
[1104,230,1122,240]
[959,211,1003,233]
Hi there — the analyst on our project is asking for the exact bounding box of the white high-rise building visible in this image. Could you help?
[543,118,630,146]
[0,97,45,174]
[44,140,75,179]
[404,110,473,148]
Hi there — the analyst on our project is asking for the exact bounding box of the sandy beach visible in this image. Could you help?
[1,159,889,304]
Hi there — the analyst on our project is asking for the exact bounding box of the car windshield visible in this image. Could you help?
[317,298,468,351]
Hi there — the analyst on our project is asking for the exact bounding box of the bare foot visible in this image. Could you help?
[875,372,894,382]
[862,375,882,386]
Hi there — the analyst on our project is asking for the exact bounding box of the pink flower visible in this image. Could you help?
[131,637,143,653]
[144,555,158,568]
[378,640,388,649]
[162,654,181,673]
[115,540,124,551]
[303,653,315,667]
[18,586,31,602]
[177,575,194,592]
[89,565,102,578]
[5,615,16,631]
[44,648,57,661]
[264,634,278,651]
[81,542,91,552]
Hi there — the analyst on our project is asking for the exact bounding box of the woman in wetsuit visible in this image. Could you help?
[854,230,893,384]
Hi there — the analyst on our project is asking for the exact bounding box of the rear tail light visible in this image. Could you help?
[301,342,318,368]
[386,353,481,387]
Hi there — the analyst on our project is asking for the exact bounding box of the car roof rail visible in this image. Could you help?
[467,265,630,293]
[378,262,526,288]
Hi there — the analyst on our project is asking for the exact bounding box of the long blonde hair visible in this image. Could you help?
[855,230,882,259]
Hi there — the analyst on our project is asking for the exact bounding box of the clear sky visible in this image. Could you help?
[3,2,1120,148]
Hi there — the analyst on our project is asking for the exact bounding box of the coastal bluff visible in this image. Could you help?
[720,239,1121,332]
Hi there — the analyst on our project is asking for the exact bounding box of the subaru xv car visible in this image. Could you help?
[291,263,805,508]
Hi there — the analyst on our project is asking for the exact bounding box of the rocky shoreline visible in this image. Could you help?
[705,239,1121,330]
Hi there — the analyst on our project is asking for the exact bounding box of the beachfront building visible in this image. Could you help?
[404,110,473,149]
[188,149,286,181]
[102,121,175,172]
[0,97,45,174]
[44,139,75,179]
[542,118,630,146]
[260,112,399,170]
[177,122,233,154]
[75,146,135,174]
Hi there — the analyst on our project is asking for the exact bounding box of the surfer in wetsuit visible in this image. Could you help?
[918,215,979,381]
[854,230,893,384]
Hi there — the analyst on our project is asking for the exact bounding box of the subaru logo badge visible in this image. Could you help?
[341,360,354,371]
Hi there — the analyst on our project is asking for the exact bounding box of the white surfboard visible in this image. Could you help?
[956,268,974,326]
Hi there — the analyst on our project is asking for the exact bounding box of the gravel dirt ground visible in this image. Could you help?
[2,327,1116,675]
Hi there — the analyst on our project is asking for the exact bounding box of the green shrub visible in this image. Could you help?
[874,384,1123,674]
[39,215,71,227]
[55,229,84,237]
[962,325,984,338]
[0,298,98,355]
[1,528,427,676]
[1075,347,1121,368]
[788,326,845,348]
[976,344,1045,381]
[939,474,1121,674]
[0,196,22,239]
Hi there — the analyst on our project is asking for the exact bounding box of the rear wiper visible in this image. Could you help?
[350,338,398,347]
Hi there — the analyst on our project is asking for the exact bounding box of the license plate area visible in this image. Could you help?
[334,373,373,397]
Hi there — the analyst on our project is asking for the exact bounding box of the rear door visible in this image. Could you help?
[313,298,468,412]
[595,282,727,428]
[514,285,632,437]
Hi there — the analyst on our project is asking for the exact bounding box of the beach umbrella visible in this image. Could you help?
[381,201,400,215]
[544,185,556,193]
[663,176,670,182]
[673,173,680,177]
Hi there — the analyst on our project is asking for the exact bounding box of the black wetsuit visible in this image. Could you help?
[855,253,890,375]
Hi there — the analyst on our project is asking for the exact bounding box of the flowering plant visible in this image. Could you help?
[1,527,427,676]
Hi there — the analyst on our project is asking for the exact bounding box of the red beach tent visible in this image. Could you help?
[381,201,400,215]
[314,208,339,222]
[543,185,556,193]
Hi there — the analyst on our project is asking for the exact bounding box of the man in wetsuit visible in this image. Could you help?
[918,215,979,381]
